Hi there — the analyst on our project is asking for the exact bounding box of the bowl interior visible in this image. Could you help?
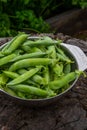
[0,39,78,104]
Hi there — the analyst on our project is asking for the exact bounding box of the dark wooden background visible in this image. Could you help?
[0,33,87,130]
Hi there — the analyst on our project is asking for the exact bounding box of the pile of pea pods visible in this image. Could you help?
[0,33,83,99]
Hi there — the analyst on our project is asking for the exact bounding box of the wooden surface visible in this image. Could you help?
[0,33,87,130]
[46,9,87,35]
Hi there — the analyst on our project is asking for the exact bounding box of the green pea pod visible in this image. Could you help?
[2,34,28,55]
[0,74,8,85]
[49,71,82,90]
[0,53,16,66]
[47,45,56,59]
[23,36,62,47]
[56,47,67,57]
[43,66,50,85]
[0,51,4,58]
[21,45,31,53]
[3,71,19,79]
[30,47,42,53]
[4,87,17,97]
[53,63,64,77]
[11,52,47,62]
[9,58,53,71]
[17,92,26,99]
[8,84,49,97]
[57,53,72,63]
[64,63,71,74]
[7,67,40,86]
[17,69,27,74]
[3,70,39,87]
[1,36,18,52]
[14,49,24,55]
[32,74,46,85]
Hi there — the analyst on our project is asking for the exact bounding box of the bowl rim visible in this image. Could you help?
[0,36,79,102]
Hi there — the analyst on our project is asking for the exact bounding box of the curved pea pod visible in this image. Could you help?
[4,87,17,97]
[57,53,72,63]
[3,71,19,79]
[1,36,18,52]
[8,84,49,97]
[2,33,28,55]
[11,52,47,62]
[9,58,53,71]
[49,71,82,90]
[7,67,40,86]
[23,36,62,47]
[3,70,39,87]
[0,53,16,66]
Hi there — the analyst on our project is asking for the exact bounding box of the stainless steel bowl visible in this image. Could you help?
[0,37,87,107]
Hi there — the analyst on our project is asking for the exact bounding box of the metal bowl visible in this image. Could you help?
[0,37,87,107]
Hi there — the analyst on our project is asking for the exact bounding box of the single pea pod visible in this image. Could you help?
[3,71,19,79]
[3,70,39,87]
[0,53,16,66]
[57,53,72,63]
[1,36,18,52]
[4,87,17,97]
[2,33,28,55]
[23,36,62,47]
[8,84,49,97]
[7,67,40,86]
[9,58,53,71]
[11,52,47,62]
[49,71,82,90]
